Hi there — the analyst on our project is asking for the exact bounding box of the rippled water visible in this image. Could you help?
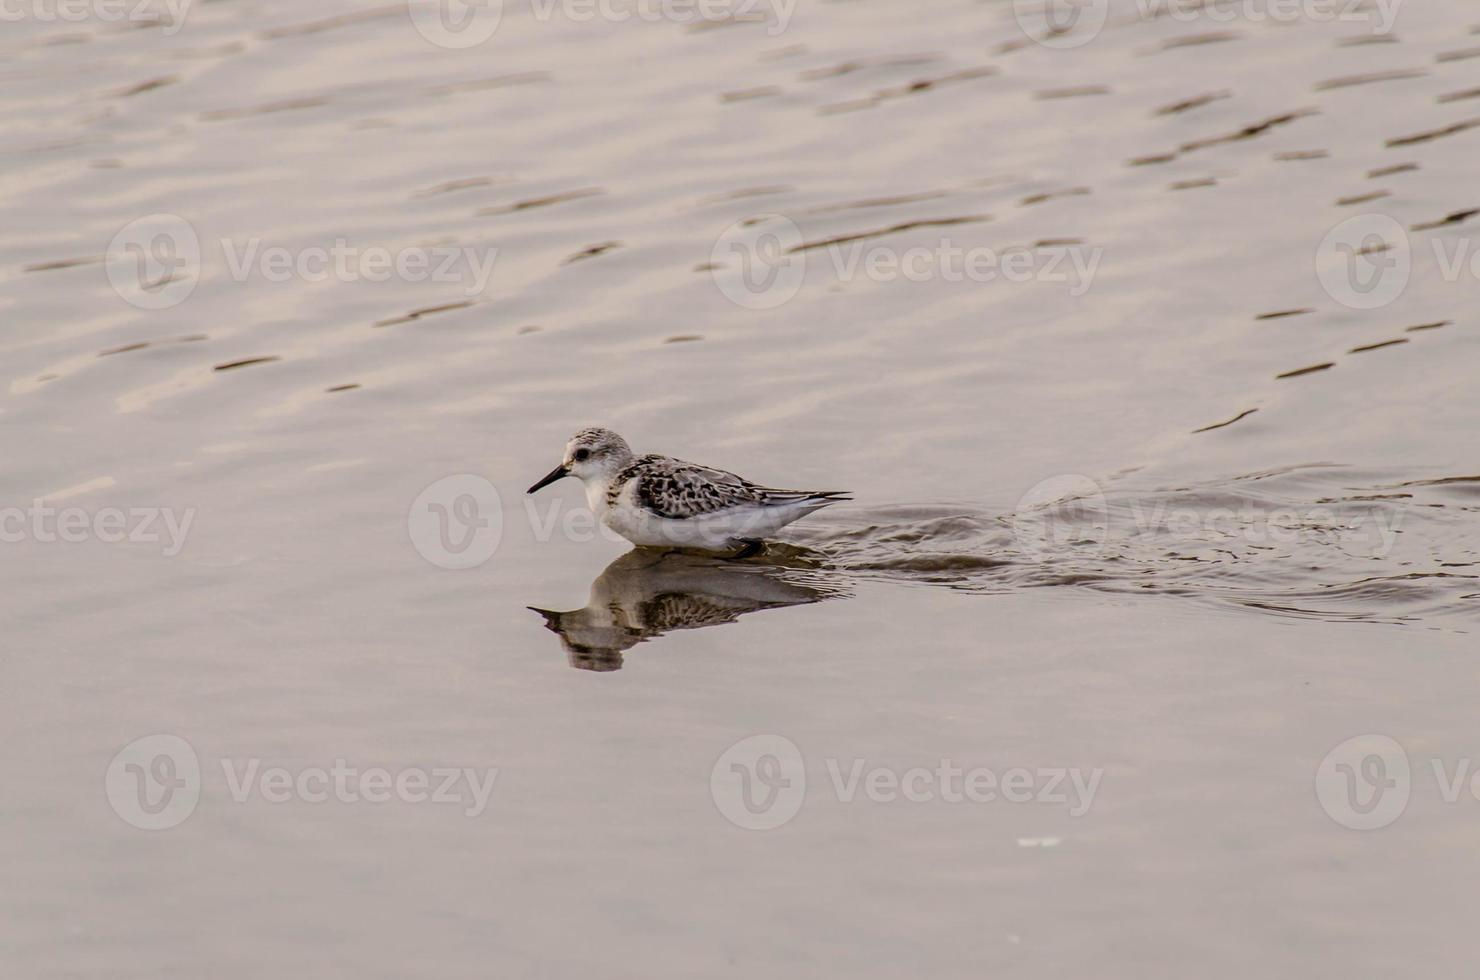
[800,464,1480,618]
[5,1,1480,976]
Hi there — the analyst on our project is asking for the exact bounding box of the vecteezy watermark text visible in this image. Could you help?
[1011,473,1404,562]
[527,0,796,32]
[221,759,497,817]
[1316,212,1480,310]
[1011,0,1402,50]
[408,0,798,49]
[407,474,816,569]
[105,733,499,830]
[0,0,193,35]
[219,240,498,294]
[406,469,1407,573]
[106,214,499,310]
[1313,734,1480,831]
[1,501,193,556]
[1140,0,1400,30]
[710,734,1104,830]
[710,213,1103,310]
[408,474,505,570]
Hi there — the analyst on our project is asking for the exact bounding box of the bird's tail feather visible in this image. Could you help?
[764,489,852,504]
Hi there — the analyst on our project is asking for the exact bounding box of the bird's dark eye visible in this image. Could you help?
[573,448,591,462]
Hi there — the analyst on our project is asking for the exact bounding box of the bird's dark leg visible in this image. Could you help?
[729,538,765,560]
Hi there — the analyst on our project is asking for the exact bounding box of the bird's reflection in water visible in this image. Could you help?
[530,547,848,671]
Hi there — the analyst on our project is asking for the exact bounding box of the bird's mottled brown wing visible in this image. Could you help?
[622,456,767,519]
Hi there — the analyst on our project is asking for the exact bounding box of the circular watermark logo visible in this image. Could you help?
[1011,0,1110,50]
[408,474,503,569]
[710,213,806,310]
[106,213,200,310]
[1010,473,1110,561]
[710,734,806,830]
[1315,734,1411,831]
[1316,213,1411,310]
[104,733,201,830]
[408,0,503,49]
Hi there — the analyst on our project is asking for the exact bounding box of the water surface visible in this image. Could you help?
[4,1,1479,976]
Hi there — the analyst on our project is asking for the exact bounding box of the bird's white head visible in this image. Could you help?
[527,426,634,494]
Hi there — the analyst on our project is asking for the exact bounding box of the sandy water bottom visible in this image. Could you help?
[4,1,1480,976]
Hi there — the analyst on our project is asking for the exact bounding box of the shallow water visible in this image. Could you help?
[4,1,1480,976]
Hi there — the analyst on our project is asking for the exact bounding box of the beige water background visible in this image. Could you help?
[4,0,1480,976]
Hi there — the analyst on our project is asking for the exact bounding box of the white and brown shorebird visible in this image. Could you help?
[527,427,849,555]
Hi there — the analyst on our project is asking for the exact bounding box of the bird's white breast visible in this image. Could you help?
[584,478,612,518]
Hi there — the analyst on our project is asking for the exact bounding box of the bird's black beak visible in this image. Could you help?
[527,606,565,630]
[527,464,569,494]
